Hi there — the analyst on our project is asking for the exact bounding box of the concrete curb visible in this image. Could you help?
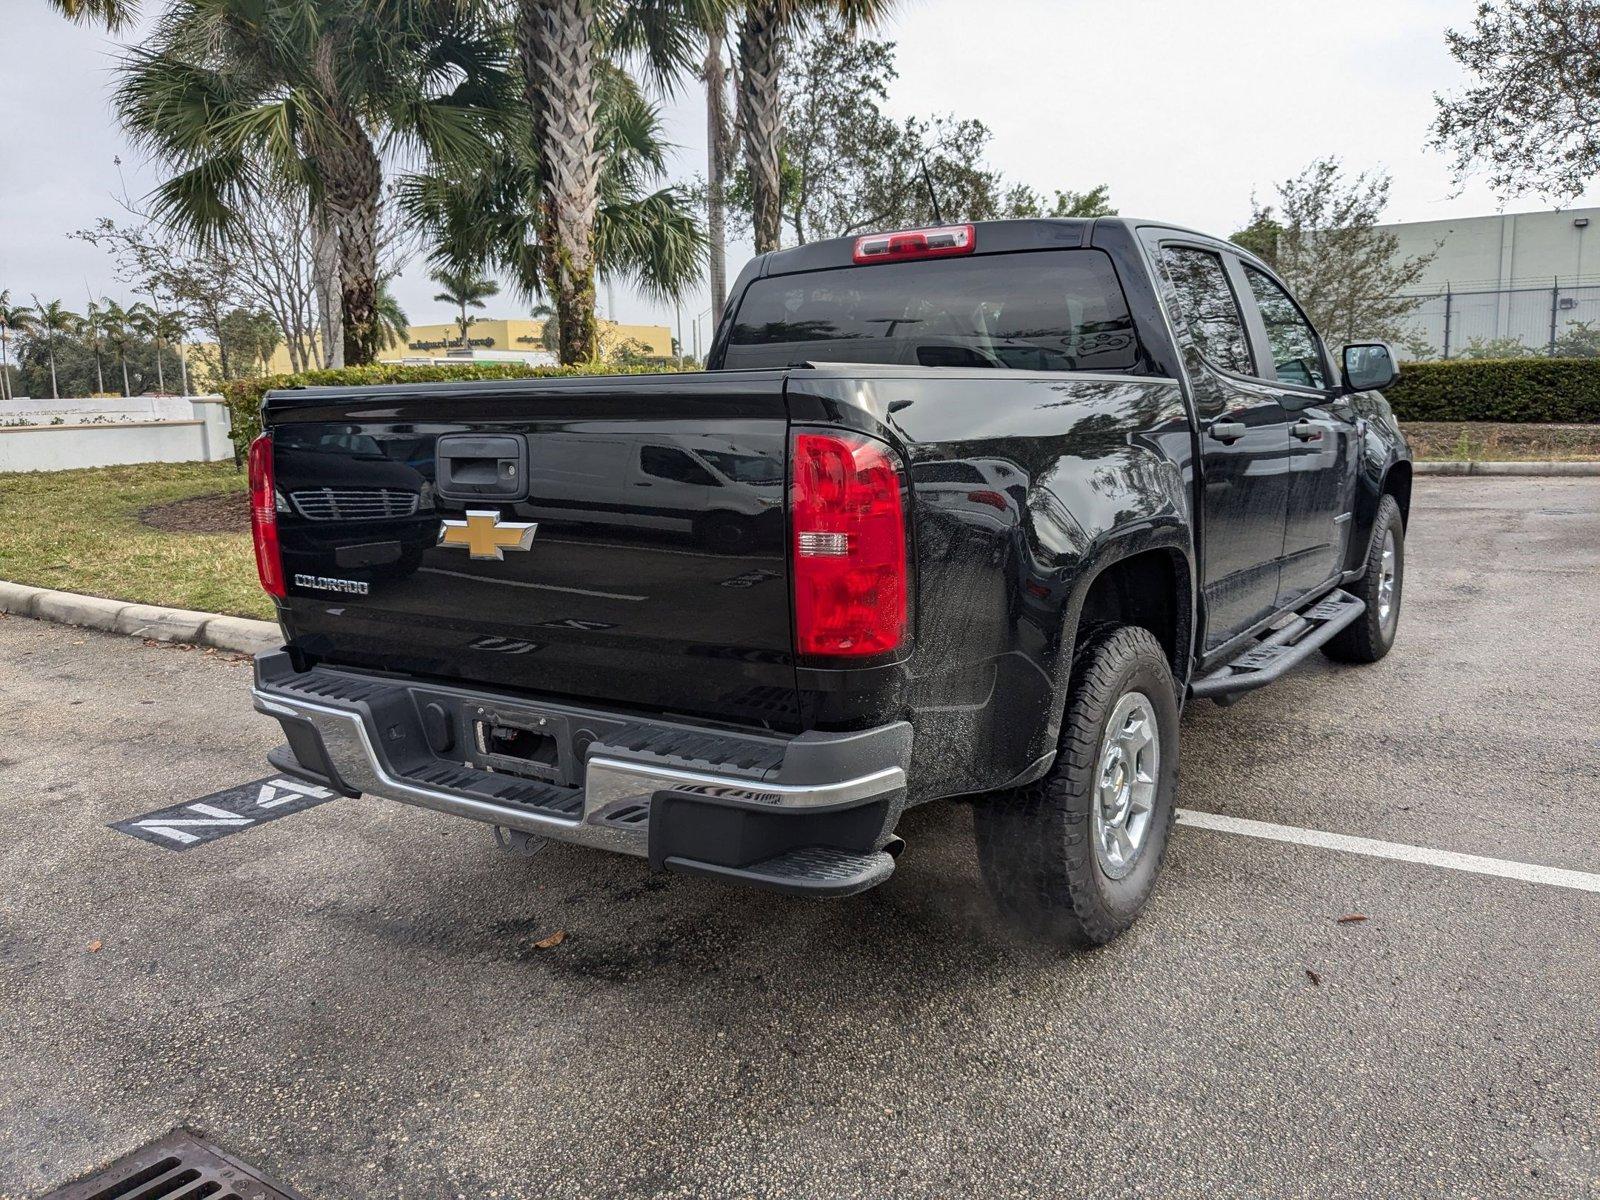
[1416,460,1600,476]
[0,580,280,655]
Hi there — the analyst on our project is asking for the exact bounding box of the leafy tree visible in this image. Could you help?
[220,309,282,376]
[1229,158,1436,348]
[107,0,503,367]
[728,24,1113,242]
[731,0,895,253]
[1553,318,1600,358]
[1431,1,1600,200]
[1458,335,1536,360]
[404,64,703,363]
[28,298,81,399]
[431,267,499,348]
[1007,185,1119,220]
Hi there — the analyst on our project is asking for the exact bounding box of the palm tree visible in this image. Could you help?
[156,308,192,396]
[733,0,895,253]
[512,0,728,363]
[99,300,136,397]
[530,301,559,353]
[129,303,168,392]
[28,298,80,400]
[82,300,110,396]
[110,0,503,367]
[0,291,37,404]
[430,267,499,348]
[703,23,732,323]
[375,282,409,354]
[404,64,704,363]
[43,0,137,28]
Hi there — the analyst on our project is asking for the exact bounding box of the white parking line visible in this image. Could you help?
[1177,809,1600,895]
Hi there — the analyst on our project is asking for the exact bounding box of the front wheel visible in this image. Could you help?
[974,625,1180,948]
[1322,493,1404,664]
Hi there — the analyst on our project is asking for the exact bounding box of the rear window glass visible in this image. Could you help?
[722,249,1141,373]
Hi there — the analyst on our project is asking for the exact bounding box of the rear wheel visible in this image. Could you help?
[974,625,1179,948]
[1323,494,1404,664]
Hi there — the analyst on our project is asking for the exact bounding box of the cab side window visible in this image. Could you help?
[1242,266,1328,389]
[1160,246,1254,375]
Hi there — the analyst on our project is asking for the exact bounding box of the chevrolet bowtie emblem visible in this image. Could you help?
[438,510,539,560]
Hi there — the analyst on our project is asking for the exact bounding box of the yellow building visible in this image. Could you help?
[195,317,674,382]
[382,318,673,363]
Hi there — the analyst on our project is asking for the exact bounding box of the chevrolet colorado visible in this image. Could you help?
[249,218,1411,946]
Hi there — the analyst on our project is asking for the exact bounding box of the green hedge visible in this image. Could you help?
[222,361,676,458]
[1387,357,1600,423]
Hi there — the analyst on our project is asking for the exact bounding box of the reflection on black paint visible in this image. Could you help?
[272,406,798,729]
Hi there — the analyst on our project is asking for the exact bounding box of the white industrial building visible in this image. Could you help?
[1376,206,1600,357]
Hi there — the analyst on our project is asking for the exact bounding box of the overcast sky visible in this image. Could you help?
[4,0,1596,352]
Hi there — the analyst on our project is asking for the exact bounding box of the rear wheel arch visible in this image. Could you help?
[1070,545,1194,688]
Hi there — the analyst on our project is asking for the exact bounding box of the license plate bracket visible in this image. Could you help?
[468,703,573,785]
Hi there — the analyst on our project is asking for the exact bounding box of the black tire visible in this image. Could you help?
[974,625,1180,948]
[1322,494,1404,664]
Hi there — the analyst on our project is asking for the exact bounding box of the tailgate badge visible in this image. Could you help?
[438,510,539,560]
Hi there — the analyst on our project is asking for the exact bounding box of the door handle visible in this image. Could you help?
[1209,420,1248,444]
[1291,420,1323,442]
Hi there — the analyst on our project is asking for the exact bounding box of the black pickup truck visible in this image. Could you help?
[248,218,1411,946]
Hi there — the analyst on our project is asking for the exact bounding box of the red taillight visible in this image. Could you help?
[966,489,1008,511]
[790,430,908,659]
[853,223,975,264]
[248,433,286,599]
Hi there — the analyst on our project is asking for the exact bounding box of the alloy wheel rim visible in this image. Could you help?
[1377,530,1398,629]
[1092,691,1160,880]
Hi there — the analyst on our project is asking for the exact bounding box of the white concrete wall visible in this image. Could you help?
[0,398,233,473]
[0,395,195,423]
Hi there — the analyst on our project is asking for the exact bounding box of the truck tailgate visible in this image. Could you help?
[265,372,798,730]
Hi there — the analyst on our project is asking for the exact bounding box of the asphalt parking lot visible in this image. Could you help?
[1,476,1597,1199]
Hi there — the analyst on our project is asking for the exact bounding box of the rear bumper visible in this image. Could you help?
[251,652,911,894]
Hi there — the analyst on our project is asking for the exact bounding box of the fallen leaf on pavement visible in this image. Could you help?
[1304,968,1321,986]
[534,931,566,949]
[87,940,102,953]
[1337,914,1368,924]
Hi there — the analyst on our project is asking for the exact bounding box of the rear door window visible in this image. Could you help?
[1160,246,1254,375]
[723,249,1141,373]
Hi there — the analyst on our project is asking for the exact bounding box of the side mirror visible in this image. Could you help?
[1341,341,1399,393]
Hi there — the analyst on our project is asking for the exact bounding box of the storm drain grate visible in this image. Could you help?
[42,1129,306,1200]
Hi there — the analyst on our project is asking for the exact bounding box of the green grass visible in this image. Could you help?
[0,461,270,619]
[1401,421,1600,463]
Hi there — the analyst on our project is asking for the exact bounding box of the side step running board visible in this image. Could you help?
[1191,590,1366,704]
[663,845,896,898]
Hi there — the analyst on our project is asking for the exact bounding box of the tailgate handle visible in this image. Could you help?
[437,434,528,502]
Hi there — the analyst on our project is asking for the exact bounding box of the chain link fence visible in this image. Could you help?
[1395,281,1600,359]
